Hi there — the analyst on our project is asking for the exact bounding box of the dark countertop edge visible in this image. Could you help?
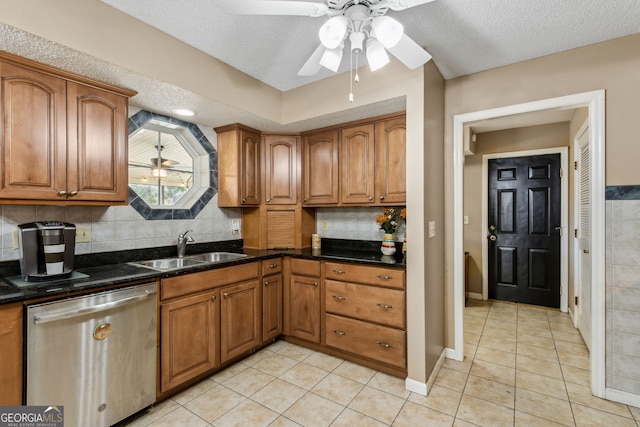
[0,240,405,305]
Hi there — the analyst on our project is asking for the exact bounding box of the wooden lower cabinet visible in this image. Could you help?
[288,274,321,343]
[0,302,23,405]
[262,259,283,343]
[160,291,219,393]
[220,279,260,363]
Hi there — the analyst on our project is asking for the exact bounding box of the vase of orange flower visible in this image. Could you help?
[375,207,406,255]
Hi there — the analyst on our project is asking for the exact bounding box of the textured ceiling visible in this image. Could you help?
[101,0,640,91]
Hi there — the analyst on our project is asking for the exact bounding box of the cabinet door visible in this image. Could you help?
[67,82,128,202]
[0,62,67,200]
[240,129,261,205]
[289,274,321,343]
[340,124,375,204]
[262,274,283,342]
[375,117,406,204]
[302,130,339,205]
[0,303,22,405]
[160,291,219,393]
[220,279,260,363]
[264,135,298,205]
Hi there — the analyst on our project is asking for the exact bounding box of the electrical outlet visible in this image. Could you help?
[231,219,240,234]
[76,225,91,243]
[428,221,436,238]
[321,220,328,231]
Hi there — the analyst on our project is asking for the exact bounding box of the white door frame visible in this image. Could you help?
[481,147,569,312]
[451,90,606,398]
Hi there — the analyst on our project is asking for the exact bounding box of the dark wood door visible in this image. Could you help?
[488,154,561,308]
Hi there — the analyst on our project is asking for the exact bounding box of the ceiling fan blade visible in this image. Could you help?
[388,0,437,11]
[387,34,432,69]
[162,159,179,167]
[220,0,329,17]
[298,44,326,76]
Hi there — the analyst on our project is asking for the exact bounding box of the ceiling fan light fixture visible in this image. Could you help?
[366,39,390,71]
[319,45,344,72]
[372,16,404,48]
[318,16,349,49]
[152,167,168,178]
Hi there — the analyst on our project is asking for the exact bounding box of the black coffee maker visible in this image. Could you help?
[17,222,76,281]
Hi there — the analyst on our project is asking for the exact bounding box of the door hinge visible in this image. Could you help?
[575,296,579,306]
[574,229,578,238]
[574,161,578,170]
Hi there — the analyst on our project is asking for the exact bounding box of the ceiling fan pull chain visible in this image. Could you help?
[354,52,360,82]
[349,48,354,102]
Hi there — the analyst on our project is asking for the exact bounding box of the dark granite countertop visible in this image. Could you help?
[0,238,405,305]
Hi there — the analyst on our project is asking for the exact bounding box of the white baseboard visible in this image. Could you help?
[405,378,427,396]
[425,349,446,394]
[606,387,640,408]
[466,292,483,300]
[445,347,462,361]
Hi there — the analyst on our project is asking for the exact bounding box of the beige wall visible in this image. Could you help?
[463,122,571,295]
[444,33,640,346]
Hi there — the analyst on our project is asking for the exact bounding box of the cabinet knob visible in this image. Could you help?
[376,275,394,280]
[368,196,373,201]
[268,263,279,269]
[332,269,346,275]
[264,281,270,286]
[223,292,229,298]
[211,295,217,301]
[376,341,396,349]
[304,198,308,203]
[69,190,78,197]
[332,295,347,301]
[266,198,271,203]
[333,330,348,336]
[313,282,318,287]
[376,303,393,309]
[380,195,385,200]
[57,190,67,197]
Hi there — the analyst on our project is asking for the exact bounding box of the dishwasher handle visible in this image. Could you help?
[33,289,157,325]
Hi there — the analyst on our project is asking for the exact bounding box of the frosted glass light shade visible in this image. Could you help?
[372,16,404,48]
[319,46,344,71]
[366,39,390,71]
[319,16,349,49]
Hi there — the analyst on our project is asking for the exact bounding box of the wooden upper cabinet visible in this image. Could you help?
[340,123,376,204]
[0,53,135,204]
[263,134,298,205]
[0,62,67,200]
[67,82,128,202]
[302,130,339,205]
[216,124,261,207]
[375,116,406,204]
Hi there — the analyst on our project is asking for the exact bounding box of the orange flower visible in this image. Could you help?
[375,207,405,234]
[400,208,406,219]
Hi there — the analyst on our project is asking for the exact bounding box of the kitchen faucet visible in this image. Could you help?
[177,230,194,257]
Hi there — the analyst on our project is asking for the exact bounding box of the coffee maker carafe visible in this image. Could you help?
[18,222,76,281]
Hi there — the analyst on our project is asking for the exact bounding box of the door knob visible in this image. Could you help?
[489,235,497,241]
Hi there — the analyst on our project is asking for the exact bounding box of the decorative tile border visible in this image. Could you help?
[605,185,640,200]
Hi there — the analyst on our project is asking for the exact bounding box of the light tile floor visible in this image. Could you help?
[124,300,640,426]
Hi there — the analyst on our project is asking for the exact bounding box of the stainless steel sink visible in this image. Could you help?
[129,257,207,271]
[129,252,249,271]
[186,252,249,263]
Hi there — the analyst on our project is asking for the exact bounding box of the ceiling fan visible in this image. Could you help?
[220,0,435,78]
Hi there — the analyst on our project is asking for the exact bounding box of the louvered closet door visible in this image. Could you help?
[576,126,592,350]
[488,154,562,308]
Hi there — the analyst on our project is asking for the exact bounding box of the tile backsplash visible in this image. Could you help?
[316,207,406,242]
[0,197,241,261]
[606,196,640,395]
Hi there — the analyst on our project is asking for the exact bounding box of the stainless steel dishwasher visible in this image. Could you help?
[26,282,157,427]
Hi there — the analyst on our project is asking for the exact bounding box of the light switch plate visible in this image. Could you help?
[428,221,436,238]
[12,229,18,249]
[464,215,469,225]
[76,225,91,243]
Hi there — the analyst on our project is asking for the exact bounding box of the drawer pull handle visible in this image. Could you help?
[376,303,393,309]
[377,275,394,280]
[333,330,348,336]
[223,292,229,298]
[268,263,279,268]
[332,295,347,301]
[333,269,347,274]
[376,341,395,349]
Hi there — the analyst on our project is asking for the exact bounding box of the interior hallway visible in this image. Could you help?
[123,301,640,426]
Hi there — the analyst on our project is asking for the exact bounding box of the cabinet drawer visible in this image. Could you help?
[324,262,405,289]
[161,262,259,300]
[325,280,405,329]
[262,258,283,276]
[291,258,320,277]
[325,314,406,368]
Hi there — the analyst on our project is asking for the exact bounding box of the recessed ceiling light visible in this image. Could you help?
[172,108,195,117]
